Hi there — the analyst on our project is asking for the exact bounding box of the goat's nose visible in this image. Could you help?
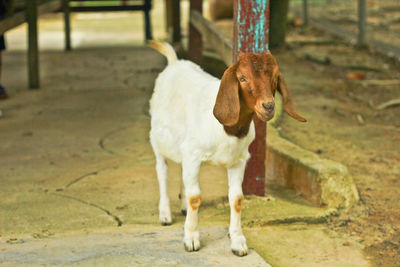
[262,102,275,113]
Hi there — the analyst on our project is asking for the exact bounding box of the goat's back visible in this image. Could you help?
[149,60,221,161]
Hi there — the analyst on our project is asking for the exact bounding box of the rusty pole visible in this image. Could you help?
[233,0,270,196]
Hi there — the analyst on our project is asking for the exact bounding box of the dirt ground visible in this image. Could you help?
[277,26,400,266]
[291,0,400,48]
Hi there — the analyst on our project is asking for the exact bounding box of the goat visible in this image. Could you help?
[148,41,306,256]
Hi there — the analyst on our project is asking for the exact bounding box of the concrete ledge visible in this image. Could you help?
[266,96,360,209]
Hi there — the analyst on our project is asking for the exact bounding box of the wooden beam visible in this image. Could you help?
[38,0,63,16]
[63,0,71,50]
[69,0,145,2]
[70,5,146,12]
[190,10,232,66]
[0,11,25,34]
[188,0,202,65]
[0,0,62,34]
[26,0,40,89]
[171,0,181,43]
[166,0,181,44]
[143,0,152,41]
[234,0,270,196]
[166,0,173,36]
[302,0,308,26]
[357,0,366,47]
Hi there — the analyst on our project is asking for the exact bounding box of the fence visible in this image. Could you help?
[291,0,400,60]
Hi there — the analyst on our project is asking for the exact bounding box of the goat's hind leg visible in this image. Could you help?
[182,158,201,252]
[179,178,188,215]
[154,151,172,225]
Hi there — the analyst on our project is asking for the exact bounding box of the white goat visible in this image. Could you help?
[148,41,306,256]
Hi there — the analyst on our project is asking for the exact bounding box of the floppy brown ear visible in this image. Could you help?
[213,64,240,126]
[277,72,307,122]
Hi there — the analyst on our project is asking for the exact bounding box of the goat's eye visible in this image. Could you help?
[239,77,247,83]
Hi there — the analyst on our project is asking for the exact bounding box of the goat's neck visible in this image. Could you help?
[223,98,254,138]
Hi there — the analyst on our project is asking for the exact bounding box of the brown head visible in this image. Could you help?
[213,52,307,131]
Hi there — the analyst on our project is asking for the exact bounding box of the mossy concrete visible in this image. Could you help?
[245,224,369,267]
[266,96,360,209]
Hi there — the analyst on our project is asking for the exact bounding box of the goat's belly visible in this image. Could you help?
[207,145,250,168]
[150,122,183,163]
[207,124,255,168]
[156,142,182,163]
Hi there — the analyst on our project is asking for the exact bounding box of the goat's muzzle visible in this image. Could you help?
[262,102,275,115]
[254,101,275,122]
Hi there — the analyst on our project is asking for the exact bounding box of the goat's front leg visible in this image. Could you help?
[182,158,201,252]
[228,161,248,256]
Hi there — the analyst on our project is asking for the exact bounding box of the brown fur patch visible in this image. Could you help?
[234,195,244,213]
[189,195,202,210]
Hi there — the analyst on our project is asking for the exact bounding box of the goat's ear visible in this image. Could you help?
[277,72,307,122]
[213,64,240,126]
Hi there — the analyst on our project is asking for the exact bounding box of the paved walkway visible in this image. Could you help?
[1,226,269,266]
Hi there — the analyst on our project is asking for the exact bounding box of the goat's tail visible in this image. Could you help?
[148,41,178,64]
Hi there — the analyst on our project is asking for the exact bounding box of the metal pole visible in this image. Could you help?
[358,0,366,46]
[26,0,39,89]
[234,0,270,196]
[303,0,308,26]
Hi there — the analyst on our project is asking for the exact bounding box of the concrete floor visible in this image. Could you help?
[0,11,370,266]
[0,46,272,265]
[1,226,269,266]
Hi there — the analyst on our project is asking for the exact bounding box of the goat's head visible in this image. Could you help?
[213,53,307,127]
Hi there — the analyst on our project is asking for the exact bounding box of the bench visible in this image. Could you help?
[63,0,153,50]
[0,0,153,89]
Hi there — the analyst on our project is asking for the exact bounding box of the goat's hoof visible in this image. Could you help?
[184,240,200,252]
[181,209,187,216]
[232,249,248,257]
[159,216,172,226]
[230,235,248,257]
[183,231,200,252]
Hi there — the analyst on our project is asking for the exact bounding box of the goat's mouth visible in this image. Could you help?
[255,110,274,122]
